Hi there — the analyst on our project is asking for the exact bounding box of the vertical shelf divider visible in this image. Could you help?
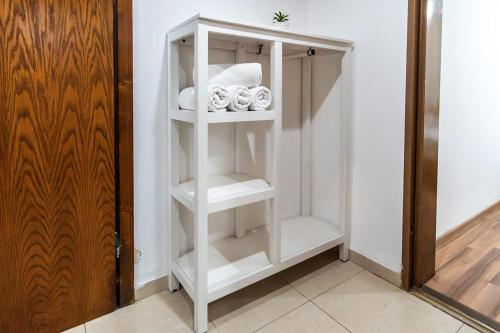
[167,36,180,292]
[270,41,283,264]
[339,47,353,262]
[234,42,247,239]
[193,23,209,333]
[301,56,312,217]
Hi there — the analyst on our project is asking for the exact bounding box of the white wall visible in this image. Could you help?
[307,0,408,273]
[134,0,410,287]
[133,0,309,287]
[436,0,500,237]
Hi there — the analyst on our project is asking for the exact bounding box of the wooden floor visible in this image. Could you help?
[425,202,500,328]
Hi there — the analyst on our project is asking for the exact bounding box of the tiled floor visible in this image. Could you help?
[64,253,483,333]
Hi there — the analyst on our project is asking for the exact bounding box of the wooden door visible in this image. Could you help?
[0,1,117,332]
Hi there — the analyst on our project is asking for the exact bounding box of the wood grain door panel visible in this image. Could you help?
[0,1,116,332]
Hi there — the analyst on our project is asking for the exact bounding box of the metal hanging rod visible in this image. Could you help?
[283,47,318,60]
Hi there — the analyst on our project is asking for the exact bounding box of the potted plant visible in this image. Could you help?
[273,11,290,28]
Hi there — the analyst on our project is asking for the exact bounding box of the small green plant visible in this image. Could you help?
[273,11,289,23]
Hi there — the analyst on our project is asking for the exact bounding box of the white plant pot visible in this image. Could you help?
[273,21,290,29]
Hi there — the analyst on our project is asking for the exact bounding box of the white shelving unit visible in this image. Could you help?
[167,14,353,332]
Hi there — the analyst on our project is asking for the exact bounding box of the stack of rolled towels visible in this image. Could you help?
[178,63,272,112]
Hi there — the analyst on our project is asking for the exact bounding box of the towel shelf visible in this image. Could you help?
[167,14,353,333]
[170,109,277,123]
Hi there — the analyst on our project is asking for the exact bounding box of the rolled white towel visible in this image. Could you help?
[194,63,262,88]
[249,86,272,111]
[178,85,230,112]
[226,85,252,112]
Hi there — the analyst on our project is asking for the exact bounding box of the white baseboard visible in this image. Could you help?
[134,250,402,301]
[135,276,168,301]
[349,250,401,287]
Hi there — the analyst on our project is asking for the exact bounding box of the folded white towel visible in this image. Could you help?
[178,85,230,112]
[226,85,252,112]
[194,63,263,88]
[249,86,272,111]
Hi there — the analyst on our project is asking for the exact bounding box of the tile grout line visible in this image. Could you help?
[310,300,353,333]
[308,269,468,333]
[278,274,311,301]
[281,269,354,333]
[455,323,465,333]
[259,265,364,333]
[210,276,308,333]
[310,268,366,301]
[281,262,365,302]
[304,268,369,333]
[211,263,365,333]
[280,266,356,333]
[250,300,311,333]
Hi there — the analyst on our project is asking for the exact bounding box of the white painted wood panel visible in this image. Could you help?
[339,48,353,261]
[234,122,273,233]
[269,41,282,264]
[311,54,343,228]
[301,57,312,217]
[280,58,302,221]
[167,38,181,292]
[193,23,209,333]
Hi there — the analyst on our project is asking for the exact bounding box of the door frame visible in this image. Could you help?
[402,0,443,289]
[115,0,135,306]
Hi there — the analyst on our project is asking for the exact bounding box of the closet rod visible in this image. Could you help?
[283,52,338,60]
[284,53,309,60]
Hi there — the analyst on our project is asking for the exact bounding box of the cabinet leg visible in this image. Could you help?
[339,243,349,262]
[168,272,179,292]
[194,302,208,333]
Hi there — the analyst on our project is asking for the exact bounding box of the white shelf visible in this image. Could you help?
[174,216,343,302]
[170,109,276,123]
[169,109,195,123]
[208,110,276,123]
[281,216,343,260]
[176,227,272,302]
[171,173,275,214]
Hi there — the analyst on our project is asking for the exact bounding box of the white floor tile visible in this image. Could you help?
[257,302,348,333]
[280,259,363,299]
[209,275,308,333]
[313,270,463,333]
[85,290,215,333]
